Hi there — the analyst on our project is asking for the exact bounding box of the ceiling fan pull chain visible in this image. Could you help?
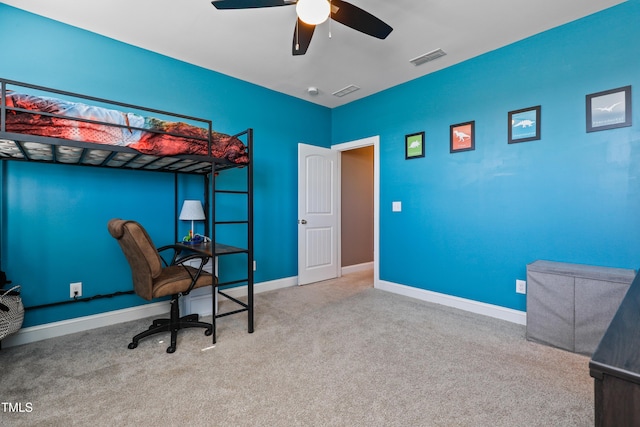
[329,0,332,38]
[295,19,300,51]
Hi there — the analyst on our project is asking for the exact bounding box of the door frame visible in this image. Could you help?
[332,135,380,287]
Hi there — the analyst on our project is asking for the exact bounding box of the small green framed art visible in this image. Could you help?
[405,132,425,159]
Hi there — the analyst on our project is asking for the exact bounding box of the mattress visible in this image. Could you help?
[2,91,248,164]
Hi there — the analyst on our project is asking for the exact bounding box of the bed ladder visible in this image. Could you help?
[208,129,253,343]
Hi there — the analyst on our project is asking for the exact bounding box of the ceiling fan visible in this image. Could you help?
[211,0,393,56]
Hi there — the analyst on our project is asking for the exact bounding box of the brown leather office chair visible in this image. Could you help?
[108,218,214,353]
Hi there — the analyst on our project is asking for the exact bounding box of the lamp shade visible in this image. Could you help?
[179,200,205,221]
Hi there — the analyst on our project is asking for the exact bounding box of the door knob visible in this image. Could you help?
[300,219,307,224]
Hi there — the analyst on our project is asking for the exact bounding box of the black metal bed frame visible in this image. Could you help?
[0,77,254,342]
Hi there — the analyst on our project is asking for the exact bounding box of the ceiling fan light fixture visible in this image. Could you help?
[296,0,330,25]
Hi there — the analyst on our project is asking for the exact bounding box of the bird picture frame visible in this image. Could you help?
[586,85,632,133]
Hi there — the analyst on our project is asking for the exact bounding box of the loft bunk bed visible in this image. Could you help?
[0,77,254,344]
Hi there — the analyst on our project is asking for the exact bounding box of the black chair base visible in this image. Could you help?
[128,297,212,353]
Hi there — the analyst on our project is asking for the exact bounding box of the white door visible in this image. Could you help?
[298,143,339,285]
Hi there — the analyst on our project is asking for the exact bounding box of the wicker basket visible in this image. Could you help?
[0,285,24,341]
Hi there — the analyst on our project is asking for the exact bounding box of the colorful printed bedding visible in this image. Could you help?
[3,92,248,164]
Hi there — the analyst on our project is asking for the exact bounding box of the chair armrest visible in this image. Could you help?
[178,254,213,294]
[174,253,210,269]
[156,244,187,267]
[157,245,213,293]
[175,252,214,294]
[157,244,212,268]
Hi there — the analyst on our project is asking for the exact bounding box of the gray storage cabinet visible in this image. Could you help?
[526,260,636,355]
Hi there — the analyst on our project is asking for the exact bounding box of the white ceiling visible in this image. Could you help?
[2,0,625,108]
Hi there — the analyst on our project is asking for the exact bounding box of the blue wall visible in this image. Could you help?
[2,1,639,327]
[332,1,640,310]
[0,5,331,327]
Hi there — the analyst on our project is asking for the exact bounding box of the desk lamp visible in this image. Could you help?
[179,200,205,238]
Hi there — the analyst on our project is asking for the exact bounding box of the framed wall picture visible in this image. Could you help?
[586,85,632,132]
[405,131,425,159]
[450,121,475,153]
[508,106,541,144]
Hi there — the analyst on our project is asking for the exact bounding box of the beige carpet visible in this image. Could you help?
[0,270,593,426]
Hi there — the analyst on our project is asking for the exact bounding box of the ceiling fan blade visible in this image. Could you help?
[330,0,392,39]
[211,0,296,9]
[292,18,315,56]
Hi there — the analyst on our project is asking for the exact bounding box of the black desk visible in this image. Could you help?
[176,241,254,343]
[178,241,247,256]
[589,270,640,426]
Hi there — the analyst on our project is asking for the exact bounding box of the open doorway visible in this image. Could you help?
[340,146,374,274]
[333,136,380,285]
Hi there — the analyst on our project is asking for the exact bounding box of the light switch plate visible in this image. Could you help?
[392,201,402,212]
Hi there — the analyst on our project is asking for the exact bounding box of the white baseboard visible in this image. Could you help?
[221,275,298,299]
[184,276,299,313]
[341,262,374,275]
[2,276,524,348]
[1,301,170,348]
[1,276,298,349]
[376,280,526,325]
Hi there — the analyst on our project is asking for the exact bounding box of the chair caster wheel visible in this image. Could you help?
[128,342,137,350]
[166,346,176,354]
[205,329,213,336]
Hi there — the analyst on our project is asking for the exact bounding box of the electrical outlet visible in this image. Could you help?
[70,282,82,299]
[253,260,257,271]
[516,280,526,294]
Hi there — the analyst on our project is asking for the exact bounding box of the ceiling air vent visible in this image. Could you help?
[410,48,447,66]
[332,85,360,97]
